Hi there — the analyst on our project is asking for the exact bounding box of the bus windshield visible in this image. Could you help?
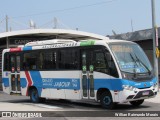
[109,42,152,74]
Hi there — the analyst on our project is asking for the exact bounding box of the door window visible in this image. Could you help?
[94,49,109,74]
[10,55,16,72]
[4,53,10,71]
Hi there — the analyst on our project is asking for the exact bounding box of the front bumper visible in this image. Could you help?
[127,90,156,100]
[114,86,158,103]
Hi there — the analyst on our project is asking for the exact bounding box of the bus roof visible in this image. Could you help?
[2,39,136,53]
[106,39,136,44]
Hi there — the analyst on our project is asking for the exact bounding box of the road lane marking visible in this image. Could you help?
[34,104,62,109]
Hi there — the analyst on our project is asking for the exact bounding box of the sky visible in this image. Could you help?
[0,0,160,36]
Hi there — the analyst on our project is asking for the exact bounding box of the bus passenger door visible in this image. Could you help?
[81,50,95,99]
[10,55,21,94]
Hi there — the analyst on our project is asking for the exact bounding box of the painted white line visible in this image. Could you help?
[35,104,61,109]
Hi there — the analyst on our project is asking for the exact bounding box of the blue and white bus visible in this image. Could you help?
[2,30,158,109]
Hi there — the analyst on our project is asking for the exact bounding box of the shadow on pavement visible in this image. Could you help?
[0,91,154,111]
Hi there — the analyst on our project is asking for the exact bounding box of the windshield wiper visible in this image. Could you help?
[134,53,151,75]
[129,53,138,78]
[129,53,138,67]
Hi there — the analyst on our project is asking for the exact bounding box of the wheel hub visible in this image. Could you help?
[103,96,111,105]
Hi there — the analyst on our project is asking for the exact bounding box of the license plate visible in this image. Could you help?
[142,91,149,96]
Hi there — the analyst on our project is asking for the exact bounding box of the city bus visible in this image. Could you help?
[2,35,158,109]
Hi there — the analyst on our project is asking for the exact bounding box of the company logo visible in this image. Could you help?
[1,112,42,118]
[2,112,11,117]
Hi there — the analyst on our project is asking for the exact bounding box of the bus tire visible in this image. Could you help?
[30,88,40,103]
[40,98,46,103]
[100,91,115,109]
[129,99,144,106]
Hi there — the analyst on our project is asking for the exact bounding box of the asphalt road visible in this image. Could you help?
[0,91,159,120]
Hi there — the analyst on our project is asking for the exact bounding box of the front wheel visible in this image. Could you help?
[129,99,144,106]
[100,92,115,109]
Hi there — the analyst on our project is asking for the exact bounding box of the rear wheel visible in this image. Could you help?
[130,99,144,106]
[40,98,46,103]
[30,88,40,103]
[100,92,115,109]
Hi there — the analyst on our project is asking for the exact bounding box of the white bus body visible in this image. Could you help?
[2,30,158,109]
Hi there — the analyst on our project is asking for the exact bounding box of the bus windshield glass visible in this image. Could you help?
[109,42,152,74]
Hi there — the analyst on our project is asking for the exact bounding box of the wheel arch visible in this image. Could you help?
[28,86,37,96]
[97,88,112,101]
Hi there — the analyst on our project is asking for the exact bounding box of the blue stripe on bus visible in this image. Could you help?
[19,71,157,95]
[23,46,32,51]
[20,78,27,88]
[2,78,9,87]
[127,77,157,88]
[94,77,157,91]
[94,79,122,90]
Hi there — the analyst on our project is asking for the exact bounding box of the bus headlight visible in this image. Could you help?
[129,86,134,91]
[133,87,137,91]
[153,83,158,89]
[122,85,135,91]
[122,85,129,90]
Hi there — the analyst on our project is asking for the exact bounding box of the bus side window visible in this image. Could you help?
[38,52,44,69]
[58,48,79,70]
[23,62,28,70]
[23,52,38,70]
[43,51,56,70]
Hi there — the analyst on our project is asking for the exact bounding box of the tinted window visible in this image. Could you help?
[94,49,109,74]
[58,49,79,69]
[20,47,80,71]
[84,46,119,77]
[4,53,10,71]
[23,52,38,70]
[41,51,56,70]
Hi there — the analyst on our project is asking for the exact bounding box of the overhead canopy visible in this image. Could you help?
[0,29,107,41]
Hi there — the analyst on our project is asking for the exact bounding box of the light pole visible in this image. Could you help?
[6,15,9,48]
[151,0,159,90]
